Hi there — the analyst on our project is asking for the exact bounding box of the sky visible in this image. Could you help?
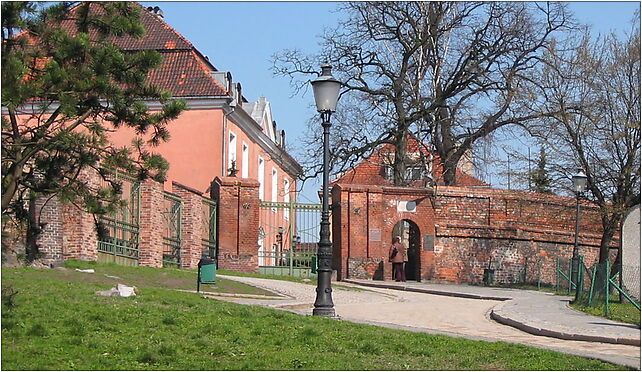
[141,1,640,203]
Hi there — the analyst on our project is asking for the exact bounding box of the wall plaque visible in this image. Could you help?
[369,228,382,242]
[423,234,434,251]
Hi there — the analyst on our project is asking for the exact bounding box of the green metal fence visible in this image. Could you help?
[258,201,322,278]
[574,260,641,316]
[97,171,140,266]
[201,197,217,264]
[162,192,182,267]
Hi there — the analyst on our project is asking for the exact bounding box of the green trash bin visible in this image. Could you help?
[197,257,216,293]
[483,269,494,286]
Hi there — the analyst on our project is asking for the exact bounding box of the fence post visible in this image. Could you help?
[568,258,573,294]
[575,256,584,301]
[588,263,597,306]
[555,258,560,292]
[605,260,610,317]
[537,260,542,290]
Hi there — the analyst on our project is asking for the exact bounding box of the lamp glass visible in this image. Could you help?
[572,170,588,193]
[311,65,341,113]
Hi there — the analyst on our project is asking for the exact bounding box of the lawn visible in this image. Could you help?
[1,263,629,370]
[570,302,641,326]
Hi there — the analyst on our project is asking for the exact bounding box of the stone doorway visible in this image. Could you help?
[393,219,421,281]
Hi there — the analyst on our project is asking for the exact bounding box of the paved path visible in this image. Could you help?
[214,275,640,369]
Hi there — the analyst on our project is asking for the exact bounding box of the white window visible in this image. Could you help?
[283,178,290,220]
[241,142,249,178]
[271,167,278,203]
[283,179,290,203]
[228,131,237,171]
[258,157,265,200]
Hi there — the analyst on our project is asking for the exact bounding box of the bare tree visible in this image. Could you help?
[528,20,641,263]
[273,2,572,186]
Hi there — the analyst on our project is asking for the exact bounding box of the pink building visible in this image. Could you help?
[101,4,301,200]
[4,3,302,270]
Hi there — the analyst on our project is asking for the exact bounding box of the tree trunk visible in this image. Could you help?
[598,217,619,264]
[393,133,408,186]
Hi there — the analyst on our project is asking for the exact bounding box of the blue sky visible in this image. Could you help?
[141,1,640,202]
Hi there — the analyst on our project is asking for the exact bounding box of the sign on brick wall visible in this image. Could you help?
[369,228,381,242]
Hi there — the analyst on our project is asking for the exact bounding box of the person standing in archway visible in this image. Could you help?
[388,236,407,282]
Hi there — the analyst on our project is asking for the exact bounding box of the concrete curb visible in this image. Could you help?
[342,279,511,301]
[489,308,641,347]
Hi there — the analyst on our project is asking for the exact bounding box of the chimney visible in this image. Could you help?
[146,6,164,18]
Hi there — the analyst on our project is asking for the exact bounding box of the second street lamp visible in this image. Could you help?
[571,169,588,292]
[311,64,341,318]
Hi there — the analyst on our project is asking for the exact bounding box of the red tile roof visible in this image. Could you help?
[52,2,228,97]
[332,140,488,187]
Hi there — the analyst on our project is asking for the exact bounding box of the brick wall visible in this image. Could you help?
[172,182,205,269]
[36,196,64,264]
[211,176,260,273]
[332,183,616,284]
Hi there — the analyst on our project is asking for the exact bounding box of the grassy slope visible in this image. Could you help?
[1,265,628,370]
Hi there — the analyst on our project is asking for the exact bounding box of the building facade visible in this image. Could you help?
[4,3,301,270]
[330,139,617,285]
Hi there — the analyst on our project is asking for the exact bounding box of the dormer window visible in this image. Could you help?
[382,165,425,181]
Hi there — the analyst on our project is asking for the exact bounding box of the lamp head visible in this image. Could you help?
[311,64,341,113]
[572,169,588,193]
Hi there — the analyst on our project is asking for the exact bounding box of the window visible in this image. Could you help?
[382,165,425,181]
[258,157,265,200]
[228,131,237,171]
[405,166,424,181]
[241,142,249,178]
[271,168,278,203]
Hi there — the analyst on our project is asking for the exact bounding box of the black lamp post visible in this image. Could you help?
[311,64,341,317]
[571,169,588,291]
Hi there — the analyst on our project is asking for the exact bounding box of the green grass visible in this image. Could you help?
[218,270,366,292]
[55,259,275,296]
[218,269,317,285]
[570,302,641,326]
[1,265,630,370]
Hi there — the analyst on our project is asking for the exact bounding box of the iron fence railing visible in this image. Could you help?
[96,171,140,265]
[201,197,217,264]
[162,192,182,267]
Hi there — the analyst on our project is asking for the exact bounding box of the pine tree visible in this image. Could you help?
[1,2,186,261]
[529,147,553,194]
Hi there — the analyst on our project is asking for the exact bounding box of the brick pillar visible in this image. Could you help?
[172,182,204,269]
[138,179,164,267]
[60,202,98,262]
[35,195,64,265]
[211,177,260,273]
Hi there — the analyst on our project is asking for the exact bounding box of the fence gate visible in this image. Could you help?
[258,201,322,278]
[162,192,182,267]
[97,172,140,266]
[201,197,217,265]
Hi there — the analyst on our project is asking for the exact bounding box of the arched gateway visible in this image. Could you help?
[393,220,421,281]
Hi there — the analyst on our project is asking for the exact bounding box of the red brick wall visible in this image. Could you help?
[211,176,260,272]
[36,196,64,264]
[137,179,164,267]
[172,182,206,269]
[332,183,615,285]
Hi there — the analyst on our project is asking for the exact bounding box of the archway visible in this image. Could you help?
[393,219,421,281]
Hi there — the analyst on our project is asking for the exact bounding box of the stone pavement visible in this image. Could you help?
[343,279,641,346]
[214,275,641,369]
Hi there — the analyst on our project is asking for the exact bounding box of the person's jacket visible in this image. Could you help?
[388,241,406,263]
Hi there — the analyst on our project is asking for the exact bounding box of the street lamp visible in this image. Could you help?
[571,169,588,291]
[311,63,341,317]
